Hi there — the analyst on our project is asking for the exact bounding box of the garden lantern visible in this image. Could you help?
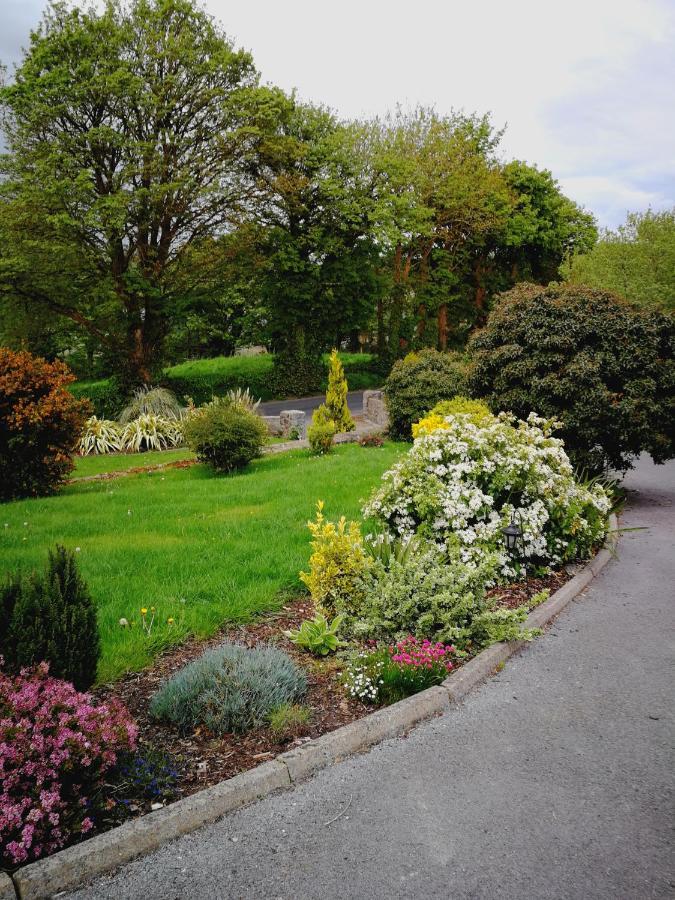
[502,518,523,553]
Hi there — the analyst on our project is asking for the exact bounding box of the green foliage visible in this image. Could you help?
[469,282,675,473]
[1,546,100,690]
[164,355,276,407]
[70,378,125,419]
[324,349,355,432]
[182,399,268,471]
[283,612,345,656]
[267,703,311,736]
[561,208,675,313]
[149,642,307,735]
[78,416,123,455]
[120,414,183,452]
[307,412,337,455]
[0,348,89,500]
[119,386,183,423]
[0,0,269,382]
[299,502,372,616]
[341,549,519,649]
[384,349,470,439]
[429,397,495,425]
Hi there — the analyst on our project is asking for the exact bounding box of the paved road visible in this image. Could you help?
[71,456,675,900]
[259,390,365,418]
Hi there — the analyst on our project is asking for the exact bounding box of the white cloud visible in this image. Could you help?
[3,0,674,227]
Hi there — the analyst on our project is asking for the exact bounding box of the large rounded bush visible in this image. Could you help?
[469,283,675,473]
[182,399,267,471]
[0,664,137,867]
[149,642,307,735]
[383,349,469,439]
[0,349,89,499]
[363,412,611,580]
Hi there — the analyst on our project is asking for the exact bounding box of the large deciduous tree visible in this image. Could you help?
[561,208,675,313]
[0,0,273,384]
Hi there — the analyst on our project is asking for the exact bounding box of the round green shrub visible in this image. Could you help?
[182,399,268,471]
[149,642,307,735]
[469,283,675,474]
[429,397,494,426]
[383,349,469,439]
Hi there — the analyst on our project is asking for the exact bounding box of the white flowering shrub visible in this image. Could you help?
[363,412,611,580]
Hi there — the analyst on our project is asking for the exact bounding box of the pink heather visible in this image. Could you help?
[1,663,137,867]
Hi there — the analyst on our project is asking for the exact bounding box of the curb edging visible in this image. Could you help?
[9,514,618,899]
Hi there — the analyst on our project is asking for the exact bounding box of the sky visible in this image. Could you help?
[2,0,674,228]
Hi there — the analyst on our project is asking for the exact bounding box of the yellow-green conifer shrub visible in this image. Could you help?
[324,349,355,432]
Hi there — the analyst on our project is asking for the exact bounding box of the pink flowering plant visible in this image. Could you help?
[343,637,456,705]
[0,663,137,868]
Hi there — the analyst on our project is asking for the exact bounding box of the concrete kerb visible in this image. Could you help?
[0,873,15,900]
[8,513,619,899]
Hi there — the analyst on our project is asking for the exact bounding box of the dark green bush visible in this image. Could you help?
[183,399,268,471]
[149,642,307,735]
[1,546,100,689]
[469,283,675,474]
[69,376,124,418]
[383,349,470,439]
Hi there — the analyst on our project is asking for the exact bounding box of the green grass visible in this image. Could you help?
[73,448,195,478]
[2,442,403,682]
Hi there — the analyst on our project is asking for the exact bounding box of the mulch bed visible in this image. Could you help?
[96,567,572,814]
[95,598,373,806]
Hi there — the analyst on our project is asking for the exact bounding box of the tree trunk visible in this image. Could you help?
[437,303,448,351]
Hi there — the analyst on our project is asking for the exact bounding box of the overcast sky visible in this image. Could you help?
[2,0,674,228]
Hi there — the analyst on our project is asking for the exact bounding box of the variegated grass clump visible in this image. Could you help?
[78,416,122,455]
[119,385,183,423]
[120,414,183,452]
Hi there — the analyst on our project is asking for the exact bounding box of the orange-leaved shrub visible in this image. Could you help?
[0,349,90,500]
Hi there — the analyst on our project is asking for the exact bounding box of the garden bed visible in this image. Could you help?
[95,567,570,815]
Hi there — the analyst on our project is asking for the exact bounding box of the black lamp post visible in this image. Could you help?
[502,518,523,554]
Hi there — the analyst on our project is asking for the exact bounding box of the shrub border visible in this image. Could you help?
[8,514,618,900]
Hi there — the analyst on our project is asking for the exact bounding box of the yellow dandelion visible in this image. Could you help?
[140,607,148,616]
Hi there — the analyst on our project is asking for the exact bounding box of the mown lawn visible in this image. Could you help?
[72,448,196,478]
[2,443,404,682]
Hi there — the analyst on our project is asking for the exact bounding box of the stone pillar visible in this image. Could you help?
[362,390,389,427]
[279,409,306,439]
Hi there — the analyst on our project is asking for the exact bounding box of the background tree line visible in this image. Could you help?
[1,0,666,395]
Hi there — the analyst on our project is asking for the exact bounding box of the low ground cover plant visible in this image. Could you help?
[383,349,469,439]
[149,642,307,735]
[343,637,456,704]
[182,397,267,471]
[1,546,100,690]
[284,611,345,655]
[0,664,137,868]
[0,348,89,499]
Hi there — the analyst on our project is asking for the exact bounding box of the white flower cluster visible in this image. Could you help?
[343,654,384,702]
[363,412,611,579]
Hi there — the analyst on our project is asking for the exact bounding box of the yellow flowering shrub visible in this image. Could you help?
[412,397,495,437]
[299,501,371,615]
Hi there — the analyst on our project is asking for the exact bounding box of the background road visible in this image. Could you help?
[70,455,675,900]
[259,390,365,418]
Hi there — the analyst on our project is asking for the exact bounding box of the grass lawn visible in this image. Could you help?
[72,448,196,478]
[2,442,404,682]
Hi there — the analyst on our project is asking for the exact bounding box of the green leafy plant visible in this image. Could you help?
[324,348,355,432]
[469,282,675,473]
[78,416,123,455]
[119,386,183,423]
[307,407,337,454]
[182,399,267,471]
[120,414,183,452]
[1,546,100,690]
[428,397,494,425]
[383,349,470,439]
[267,703,311,736]
[149,642,307,735]
[283,612,345,656]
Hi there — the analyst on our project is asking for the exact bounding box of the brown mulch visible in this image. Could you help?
[95,598,372,805]
[96,567,572,813]
[486,568,571,609]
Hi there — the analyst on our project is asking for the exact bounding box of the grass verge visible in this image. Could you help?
[1,442,403,682]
